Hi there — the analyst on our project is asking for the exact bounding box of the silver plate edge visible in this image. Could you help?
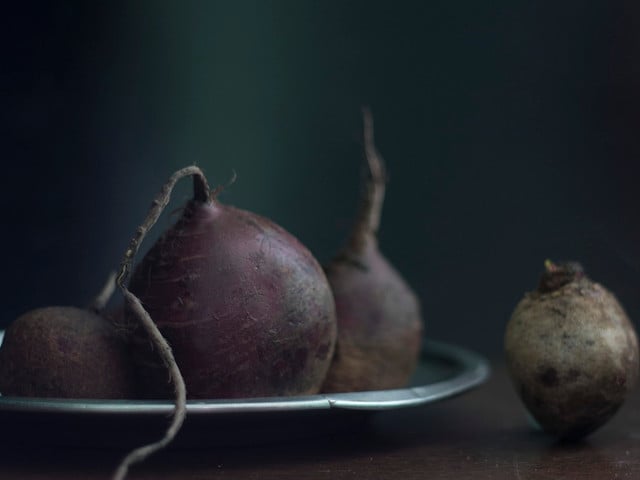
[0,339,490,416]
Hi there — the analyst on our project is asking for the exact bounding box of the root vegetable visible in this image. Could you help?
[321,109,423,393]
[505,260,640,439]
[0,275,135,399]
[124,169,337,399]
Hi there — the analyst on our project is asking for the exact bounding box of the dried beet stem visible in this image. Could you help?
[113,165,210,480]
[88,271,117,313]
[348,107,387,252]
[117,166,211,288]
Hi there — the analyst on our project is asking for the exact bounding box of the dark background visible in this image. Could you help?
[2,1,640,359]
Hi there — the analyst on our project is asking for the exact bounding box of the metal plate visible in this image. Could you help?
[0,336,490,448]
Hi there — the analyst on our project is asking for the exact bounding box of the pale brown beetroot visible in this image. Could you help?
[0,275,135,399]
[505,260,639,439]
[321,110,424,393]
[112,165,337,479]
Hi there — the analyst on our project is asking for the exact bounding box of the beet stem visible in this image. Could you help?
[349,108,387,250]
[113,165,208,480]
[88,271,117,313]
[192,170,211,203]
[117,166,210,287]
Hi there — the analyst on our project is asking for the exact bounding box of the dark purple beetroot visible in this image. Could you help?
[321,110,423,393]
[0,306,135,399]
[505,260,640,439]
[123,168,337,399]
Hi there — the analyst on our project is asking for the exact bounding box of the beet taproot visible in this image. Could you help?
[505,260,639,439]
[321,109,423,393]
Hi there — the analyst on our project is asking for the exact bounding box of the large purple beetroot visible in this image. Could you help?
[125,171,337,399]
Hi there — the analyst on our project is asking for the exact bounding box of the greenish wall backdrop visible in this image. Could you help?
[3,1,640,357]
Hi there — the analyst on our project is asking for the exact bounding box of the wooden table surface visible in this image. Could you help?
[1,360,639,480]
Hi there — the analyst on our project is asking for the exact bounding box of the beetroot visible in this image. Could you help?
[123,169,337,399]
[505,260,639,439]
[0,306,134,399]
[0,275,135,399]
[321,109,423,393]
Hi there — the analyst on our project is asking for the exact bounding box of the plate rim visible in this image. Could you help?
[0,340,490,416]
